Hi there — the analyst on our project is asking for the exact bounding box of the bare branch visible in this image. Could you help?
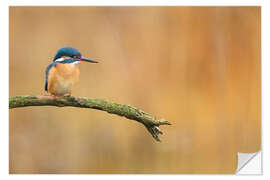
[9,95,171,142]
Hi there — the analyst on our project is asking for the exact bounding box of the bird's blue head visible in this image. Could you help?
[53,46,98,63]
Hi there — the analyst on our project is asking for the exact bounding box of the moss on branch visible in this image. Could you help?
[9,95,171,142]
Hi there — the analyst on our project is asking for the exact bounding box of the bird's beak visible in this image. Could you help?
[79,57,98,63]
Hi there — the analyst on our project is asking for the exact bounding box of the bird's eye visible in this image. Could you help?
[73,56,80,59]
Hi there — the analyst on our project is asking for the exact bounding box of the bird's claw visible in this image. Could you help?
[63,93,72,97]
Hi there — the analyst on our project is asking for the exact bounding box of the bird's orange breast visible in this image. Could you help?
[48,63,80,96]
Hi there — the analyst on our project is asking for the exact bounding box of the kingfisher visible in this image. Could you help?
[45,46,98,97]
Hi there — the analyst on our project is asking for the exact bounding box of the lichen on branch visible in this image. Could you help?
[9,95,171,142]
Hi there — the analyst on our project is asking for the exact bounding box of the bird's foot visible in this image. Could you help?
[51,94,57,99]
[63,93,71,97]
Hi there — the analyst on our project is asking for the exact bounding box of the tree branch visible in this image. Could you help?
[9,95,171,142]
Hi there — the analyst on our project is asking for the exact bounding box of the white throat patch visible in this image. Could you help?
[71,61,80,66]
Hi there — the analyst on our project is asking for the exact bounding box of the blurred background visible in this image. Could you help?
[9,7,261,174]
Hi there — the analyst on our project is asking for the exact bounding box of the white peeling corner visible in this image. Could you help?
[236,151,262,175]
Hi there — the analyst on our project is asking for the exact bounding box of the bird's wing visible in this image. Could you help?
[45,62,57,91]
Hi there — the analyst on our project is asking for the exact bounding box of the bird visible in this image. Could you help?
[45,46,98,97]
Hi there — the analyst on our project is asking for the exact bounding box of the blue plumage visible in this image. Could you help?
[45,62,57,91]
[53,46,81,61]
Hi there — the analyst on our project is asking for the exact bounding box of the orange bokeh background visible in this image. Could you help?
[9,7,261,174]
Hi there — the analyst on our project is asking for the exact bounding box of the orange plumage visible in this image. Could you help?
[47,63,80,96]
